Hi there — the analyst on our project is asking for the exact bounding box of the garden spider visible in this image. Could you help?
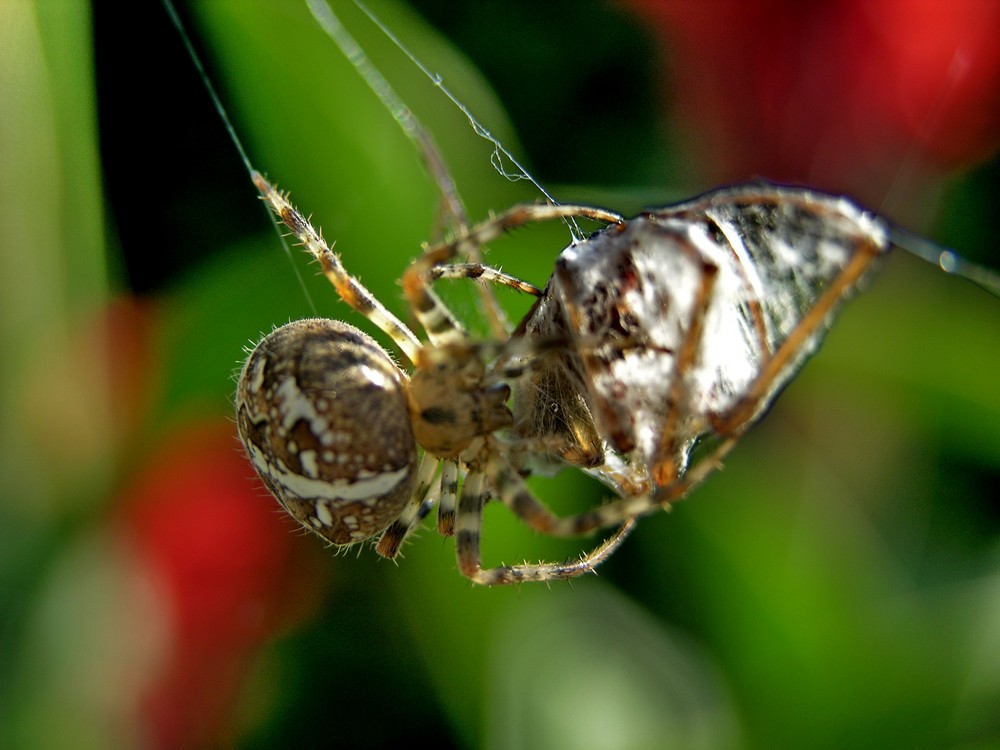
[236,167,891,585]
[237,172,634,586]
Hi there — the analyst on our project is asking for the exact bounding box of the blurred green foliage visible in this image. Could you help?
[2,1,999,748]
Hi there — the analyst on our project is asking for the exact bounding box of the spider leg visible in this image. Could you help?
[470,523,636,585]
[482,430,740,539]
[374,453,440,558]
[453,457,636,585]
[404,204,622,347]
[487,450,651,535]
[436,459,460,536]
[413,129,519,341]
[419,203,623,270]
[454,466,488,578]
[408,260,542,349]
[252,171,423,364]
[415,331,571,374]
[428,263,542,297]
[305,0,515,339]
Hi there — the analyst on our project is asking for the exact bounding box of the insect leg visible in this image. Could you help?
[710,235,884,435]
[652,256,720,486]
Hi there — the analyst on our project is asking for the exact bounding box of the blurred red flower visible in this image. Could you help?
[117,419,327,748]
[627,0,1000,214]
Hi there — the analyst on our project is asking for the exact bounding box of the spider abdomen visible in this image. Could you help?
[236,318,417,545]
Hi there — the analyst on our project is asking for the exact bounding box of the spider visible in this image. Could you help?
[231,0,999,587]
[235,167,891,585]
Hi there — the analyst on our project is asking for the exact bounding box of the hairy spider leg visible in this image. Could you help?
[253,171,423,365]
[403,203,622,347]
[428,263,542,296]
[455,462,638,586]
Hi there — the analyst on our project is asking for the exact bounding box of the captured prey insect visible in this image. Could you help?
[226,2,999,586]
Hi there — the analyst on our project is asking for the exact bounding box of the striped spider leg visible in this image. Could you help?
[236,172,637,584]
